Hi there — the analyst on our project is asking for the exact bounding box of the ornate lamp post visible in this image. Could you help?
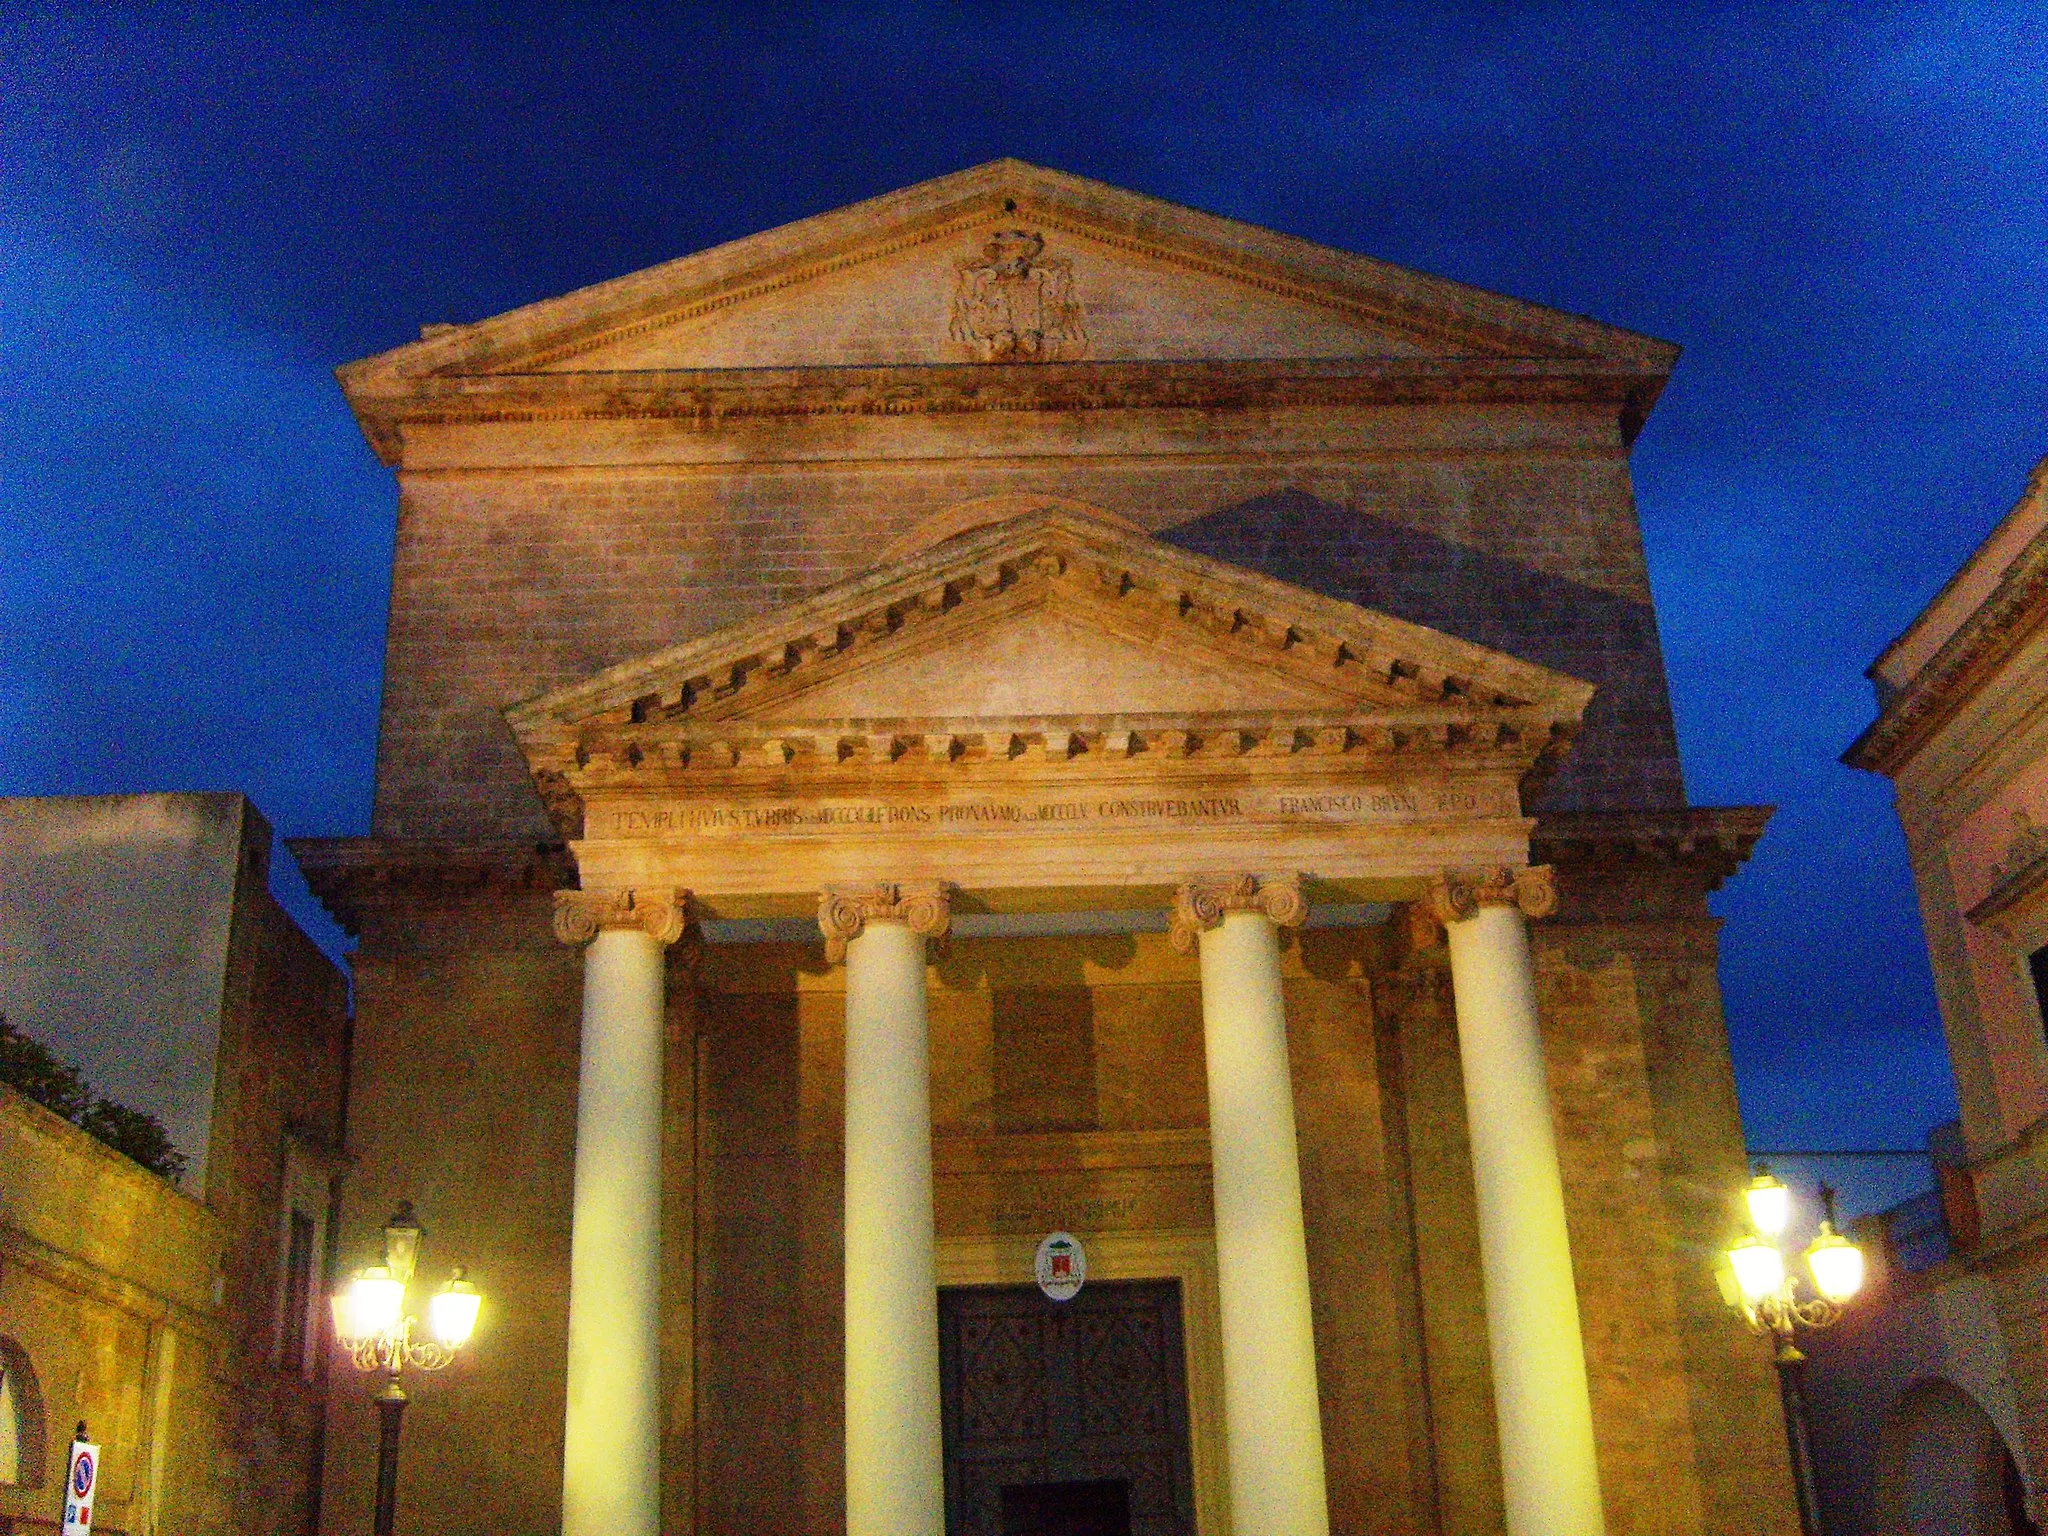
[1724,1170,1865,1536]
[331,1202,482,1536]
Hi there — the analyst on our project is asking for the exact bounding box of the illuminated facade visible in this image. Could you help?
[298,161,1794,1536]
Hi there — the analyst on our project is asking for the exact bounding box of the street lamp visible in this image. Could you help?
[331,1202,481,1536]
[1723,1169,1864,1536]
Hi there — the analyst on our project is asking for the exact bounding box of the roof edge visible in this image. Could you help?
[1847,517,2048,777]
[336,156,1680,455]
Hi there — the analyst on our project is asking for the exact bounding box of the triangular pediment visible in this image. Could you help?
[770,601,1363,721]
[506,510,1594,833]
[345,159,1675,391]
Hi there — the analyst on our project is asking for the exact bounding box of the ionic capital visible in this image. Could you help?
[1424,865,1557,926]
[552,887,690,947]
[817,882,952,964]
[1169,873,1309,954]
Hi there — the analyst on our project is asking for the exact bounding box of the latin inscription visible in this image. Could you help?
[991,1196,1141,1230]
[604,785,1504,837]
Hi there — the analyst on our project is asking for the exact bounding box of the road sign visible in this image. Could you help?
[62,1430,98,1536]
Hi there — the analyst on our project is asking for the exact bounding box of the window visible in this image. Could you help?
[274,1135,338,1380]
[2030,944,2048,1047]
[281,1209,317,1371]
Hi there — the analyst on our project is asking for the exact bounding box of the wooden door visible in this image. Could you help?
[939,1280,1197,1536]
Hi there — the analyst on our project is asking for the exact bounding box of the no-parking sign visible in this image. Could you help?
[61,1433,98,1536]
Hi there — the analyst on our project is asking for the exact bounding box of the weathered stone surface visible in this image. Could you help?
[1,794,349,1536]
[1843,453,2048,1525]
[303,160,1789,1536]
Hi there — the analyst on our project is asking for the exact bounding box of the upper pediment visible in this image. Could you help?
[504,508,1594,840]
[341,160,1676,456]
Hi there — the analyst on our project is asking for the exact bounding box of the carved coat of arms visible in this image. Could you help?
[948,229,1086,362]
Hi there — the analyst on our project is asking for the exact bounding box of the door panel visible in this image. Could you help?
[940,1280,1196,1536]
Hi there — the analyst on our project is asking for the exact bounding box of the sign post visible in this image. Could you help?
[61,1423,97,1536]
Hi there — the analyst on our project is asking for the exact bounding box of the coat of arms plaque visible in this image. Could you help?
[948,228,1087,362]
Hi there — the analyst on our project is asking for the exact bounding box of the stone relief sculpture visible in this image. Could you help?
[1990,807,2048,883]
[948,228,1086,361]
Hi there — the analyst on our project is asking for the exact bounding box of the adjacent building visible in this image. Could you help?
[291,159,1794,1536]
[0,793,349,1534]
[1832,455,2048,1533]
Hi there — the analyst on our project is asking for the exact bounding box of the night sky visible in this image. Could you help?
[7,3,2043,1214]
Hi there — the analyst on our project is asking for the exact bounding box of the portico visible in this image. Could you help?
[518,508,1606,1536]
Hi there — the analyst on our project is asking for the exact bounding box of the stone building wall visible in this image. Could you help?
[309,161,1787,1535]
[0,1085,232,1534]
[371,401,1680,842]
[0,796,349,1536]
[208,826,353,1531]
[1844,456,2048,1524]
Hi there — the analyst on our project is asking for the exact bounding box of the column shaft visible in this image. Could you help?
[843,920,945,1536]
[1198,909,1331,1536]
[1445,901,1606,1536]
[562,927,666,1536]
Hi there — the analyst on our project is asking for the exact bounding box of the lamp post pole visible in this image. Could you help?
[1723,1175,1864,1536]
[1765,1321,1824,1536]
[372,1379,407,1536]
[332,1203,482,1536]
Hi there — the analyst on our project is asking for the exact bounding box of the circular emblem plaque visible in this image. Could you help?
[1034,1231,1086,1302]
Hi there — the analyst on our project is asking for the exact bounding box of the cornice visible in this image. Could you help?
[286,836,573,938]
[1528,805,1773,892]
[345,355,1667,466]
[506,506,1593,740]
[1965,842,2048,938]
[566,709,1572,779]
[1846,520,2048,777]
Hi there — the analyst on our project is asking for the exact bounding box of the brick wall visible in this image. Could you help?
[370,401,1680,837]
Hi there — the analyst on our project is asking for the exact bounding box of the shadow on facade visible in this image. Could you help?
[1161,489,1686,814]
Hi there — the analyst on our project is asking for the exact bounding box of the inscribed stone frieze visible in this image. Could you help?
[595,781,1514,839]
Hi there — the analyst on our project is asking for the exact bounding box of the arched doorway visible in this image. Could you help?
[1876,1377,2038,1535]
[0,1336,47,1488]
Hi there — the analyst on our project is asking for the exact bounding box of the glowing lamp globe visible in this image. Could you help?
[1727,1235,1786,1303]
[1744,1171,1792,1240]
[429,1269,482,1347]
[1804,1226,1865,1303]
[336,1266,405,1342]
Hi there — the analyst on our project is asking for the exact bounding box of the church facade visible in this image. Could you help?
[295,160,1794,1536]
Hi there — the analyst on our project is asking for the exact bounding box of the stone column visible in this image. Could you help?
[553,887,688,1536]
[1172,874,1329,1536]
[820,882,952,1536]
[1428,866,1606,1536]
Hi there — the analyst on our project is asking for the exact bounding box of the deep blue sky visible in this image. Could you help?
[6,2,2043,1212]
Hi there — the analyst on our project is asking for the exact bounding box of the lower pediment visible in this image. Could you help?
[763,603,1354,718]
[508,508,1592,909]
